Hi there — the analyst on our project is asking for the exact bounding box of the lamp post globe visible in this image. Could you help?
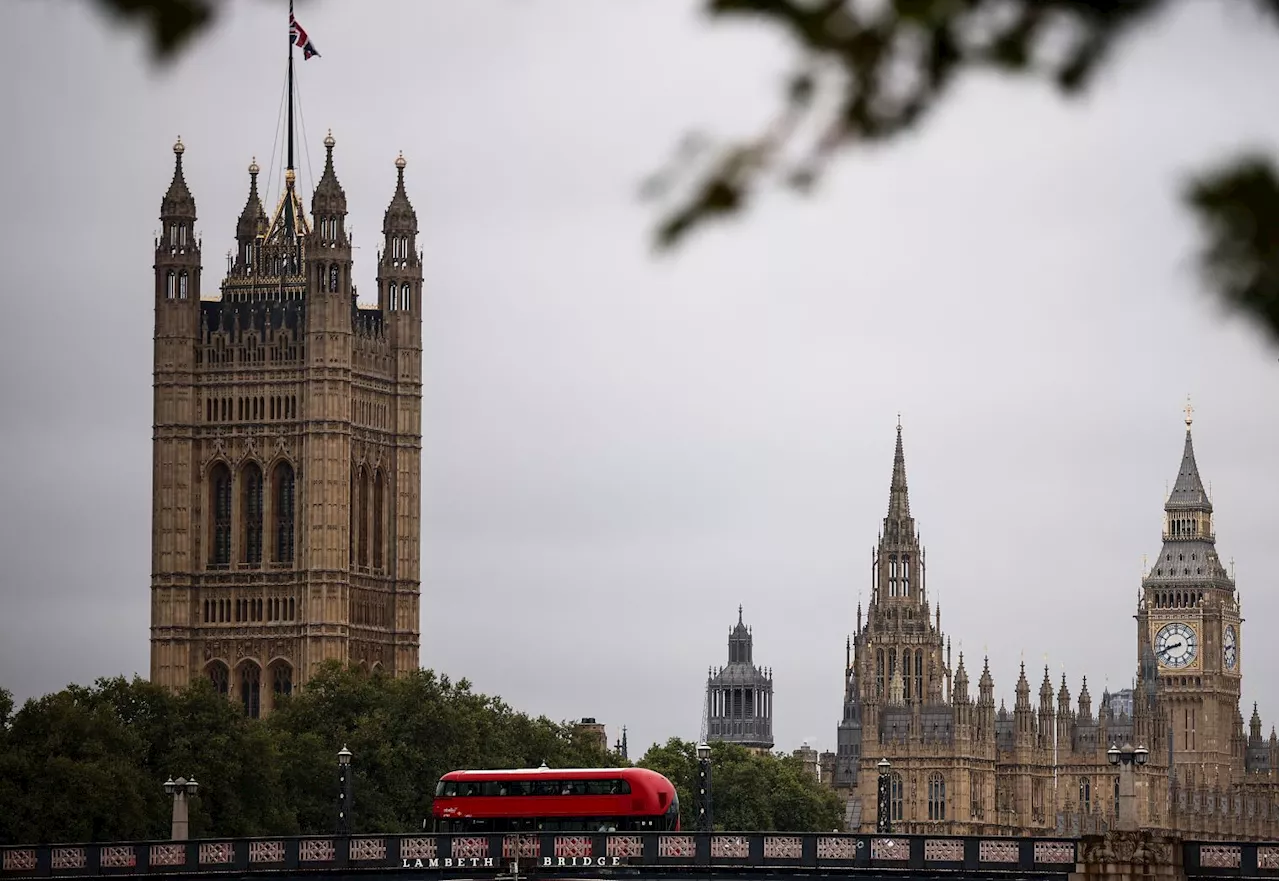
[1135,745,1149,766]
[1107,744,1120,766]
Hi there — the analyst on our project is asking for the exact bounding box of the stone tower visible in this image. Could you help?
[838,421,951,779]
[1137,404,1242,788]
[705,606,775,751]
[148,130,423,714]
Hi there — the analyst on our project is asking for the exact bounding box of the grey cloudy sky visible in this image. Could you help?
[0,1,1275,759]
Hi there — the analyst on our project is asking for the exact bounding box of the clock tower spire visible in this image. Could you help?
[1137,405,1240,785]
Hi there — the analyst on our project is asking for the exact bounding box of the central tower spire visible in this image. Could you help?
[875,420,922,605]
[886,416,911,524]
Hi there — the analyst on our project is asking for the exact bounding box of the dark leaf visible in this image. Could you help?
[87,0,221,62]
[1184,156,1279,342]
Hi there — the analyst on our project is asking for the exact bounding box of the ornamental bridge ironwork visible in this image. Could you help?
[1,833,1276,880]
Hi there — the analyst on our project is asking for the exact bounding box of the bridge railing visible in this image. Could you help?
[0,833,1274,878]
[1186,840,1280,878]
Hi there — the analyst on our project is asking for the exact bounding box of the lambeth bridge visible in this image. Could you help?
[2,832,1277,881]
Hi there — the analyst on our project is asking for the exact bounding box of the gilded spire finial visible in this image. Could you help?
[249,156,259,177]
[324,128,335,149]
[896,412,901,430]
[395,150,407,170]
[1184,395,1194,429]
[173,136,184,155]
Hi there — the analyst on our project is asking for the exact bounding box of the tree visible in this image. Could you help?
[84,0,1278,343]
[264,662,621,834]
[0,666,621,844]
[0,677,292,844]
[638,737,844,832]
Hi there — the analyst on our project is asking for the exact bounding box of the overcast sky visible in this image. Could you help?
[0,1,1275,759]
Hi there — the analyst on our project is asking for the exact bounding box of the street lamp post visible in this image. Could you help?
[337,745,354,836]
[876,759,892,834]
[1107,742,1149,831]
[163,776,199,841]
[696,742,713,832]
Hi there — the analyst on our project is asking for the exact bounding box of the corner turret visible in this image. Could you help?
[378,151,421,318]
[155,137,202,317]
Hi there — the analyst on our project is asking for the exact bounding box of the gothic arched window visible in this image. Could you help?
[1113,776,1120,818]
[876,649,885,697]
[240,663,261,718]
[241,463,263,565]
[165,269,176,299]
[357,466,369,567]
[178,270,189,299]
[1079,777,1091,814]
[208,661,229,696]
[373,469,385,569]
[272,662,293,702]
[915,649,924,703]
[209,463,232,566]
[401,283,411,311]
[889,772,904,822]
[272,462,295,564]
[928,772,946,821]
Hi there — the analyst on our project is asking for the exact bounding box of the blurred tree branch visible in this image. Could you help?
[85,0,221,62]
[85,0,1278,342]
[643,0,1278,343]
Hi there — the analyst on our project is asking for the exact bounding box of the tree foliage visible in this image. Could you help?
[0,666,617,845]
[638,738,844,832]
[82,0,1277,341]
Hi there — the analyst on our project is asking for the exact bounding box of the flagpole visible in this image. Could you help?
[287,0,295,174]
[285,0,297,267]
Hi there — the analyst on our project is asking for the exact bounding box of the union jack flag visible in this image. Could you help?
[289,12,320,60]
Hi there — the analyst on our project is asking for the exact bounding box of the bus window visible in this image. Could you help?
[480,781,503,796]
[532,781,556,796]
[435,781,446,797]
[441,781,457,797]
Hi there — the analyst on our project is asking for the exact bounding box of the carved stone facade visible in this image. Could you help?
[149,133,422,713]
[832,419,1278,840]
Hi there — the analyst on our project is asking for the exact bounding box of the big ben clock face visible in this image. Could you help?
[1223,625,1238,671]
[1154,622,1198,670]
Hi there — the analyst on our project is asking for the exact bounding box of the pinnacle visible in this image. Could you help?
[160,137,196,220]
[383,151,417,233]
[886,421,911,522]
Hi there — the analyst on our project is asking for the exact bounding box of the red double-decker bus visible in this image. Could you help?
[431,766,680,833]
